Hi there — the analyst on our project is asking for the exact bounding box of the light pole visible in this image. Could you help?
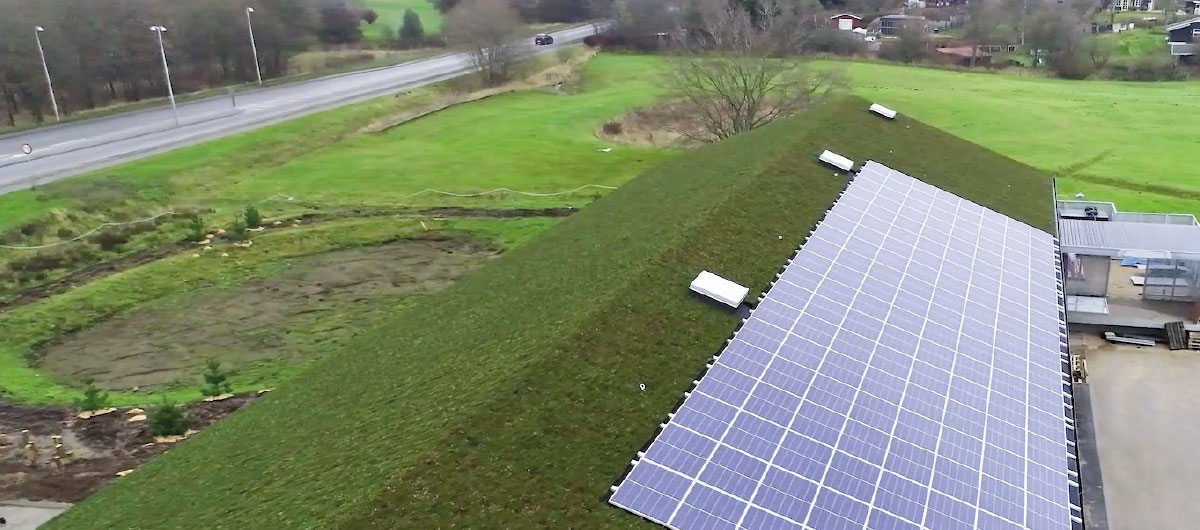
[246,7,263,85]
[149,25,179,126]
[33,26,61,122]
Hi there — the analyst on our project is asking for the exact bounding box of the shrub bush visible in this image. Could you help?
[90,229,130,251]
[806,29,866,56]
[1050,49,1094,80]
[244,205,262,229]
[56,227,75,239]
[73,378,110,411]
[1106,55,1183,81]
[186,216,207,243]
[201,359,233,397]
[148,398,192,437]
[228,218,249,241]
[602,121,623,135]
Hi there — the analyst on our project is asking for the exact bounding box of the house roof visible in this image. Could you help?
[829,13,863,19]
[1167,17,1200,31]
[936,46,992,58]
[880,14,926,20]
[1060,219,1200,258]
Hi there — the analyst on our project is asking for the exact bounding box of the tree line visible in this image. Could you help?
[0,0,346,125]
[0,0,612,127]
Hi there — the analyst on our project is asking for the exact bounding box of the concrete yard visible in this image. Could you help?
[1076,332,1200,530]
[0,501,71,529]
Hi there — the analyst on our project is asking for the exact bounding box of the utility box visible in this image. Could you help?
[690,271,749,309]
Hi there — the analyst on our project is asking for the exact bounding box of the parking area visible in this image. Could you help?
[1075,331,1200,530]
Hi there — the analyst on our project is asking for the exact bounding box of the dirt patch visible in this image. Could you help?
[33,236,499,391]
[0,394,257,503]
[418,207,576,218]
[597,102,707,149]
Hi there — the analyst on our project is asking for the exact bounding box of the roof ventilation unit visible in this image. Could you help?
[869,103,897,119]
[818,150,854,172]
[689,271,749,309]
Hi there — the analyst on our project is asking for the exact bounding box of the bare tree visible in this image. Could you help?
[444,0,524,86]
[667,0,842,142]
[963,1,1001,68]
[1087,35,1114,70]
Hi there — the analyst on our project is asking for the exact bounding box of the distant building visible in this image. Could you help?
[1112,0,1155,10]
[1188,0,1200,14]
[828,13,864,31]
[935,46,993,66]
[879,14,927,36]
[1167,17,1199,60]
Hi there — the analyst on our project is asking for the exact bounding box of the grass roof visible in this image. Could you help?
[45,96,1052,529]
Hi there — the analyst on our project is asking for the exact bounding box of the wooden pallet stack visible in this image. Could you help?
[1189,331,1200,351]
[1166,321,1188,350]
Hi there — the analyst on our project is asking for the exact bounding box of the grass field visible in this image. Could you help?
[44,96,1054,529]
[361,0,443,41]
[837,61,1200,217]
[0,54,673,405]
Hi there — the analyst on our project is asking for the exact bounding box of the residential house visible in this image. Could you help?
[935,46,993,66]
[1188,0,1200,14]
[1167,17,1199,59]
[829,13,865,30]
[1112,0,1155,10]
[880,14,927,36]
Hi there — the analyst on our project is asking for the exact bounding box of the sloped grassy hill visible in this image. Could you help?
[46,97,1052,529]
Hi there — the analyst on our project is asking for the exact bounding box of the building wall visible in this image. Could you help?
[1065,254,1111,297]
[1168,24,1197,43]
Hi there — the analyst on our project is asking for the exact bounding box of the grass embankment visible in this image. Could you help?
[839,61,1200,216]
[45,96,1052,529]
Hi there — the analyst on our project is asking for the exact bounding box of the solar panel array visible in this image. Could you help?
[610,161,1077,530]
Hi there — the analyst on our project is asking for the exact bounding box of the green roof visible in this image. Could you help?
[45,96,1053,529]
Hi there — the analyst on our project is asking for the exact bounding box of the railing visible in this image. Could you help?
[1169,42,1197,55]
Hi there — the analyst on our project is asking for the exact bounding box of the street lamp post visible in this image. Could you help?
[33,26,61,122]
[246,7,263,85]
[149,25,179,126]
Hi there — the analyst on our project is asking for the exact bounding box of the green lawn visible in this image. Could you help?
[361,0,443,41]
[4,54,669,228]
[45,96,1054,529]
[838,61,1200,216]
[1098,28,1168,57]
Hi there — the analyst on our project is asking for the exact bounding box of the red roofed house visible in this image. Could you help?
[829,13,864,31]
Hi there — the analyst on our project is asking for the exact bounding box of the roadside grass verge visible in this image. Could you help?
[0,216,557,406]
[837,60,1200,216]
[44,96,1053,529]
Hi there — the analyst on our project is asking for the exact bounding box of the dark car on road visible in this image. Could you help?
[534,33,554,45]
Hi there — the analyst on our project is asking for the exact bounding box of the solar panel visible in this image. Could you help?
[611,161,1077,530]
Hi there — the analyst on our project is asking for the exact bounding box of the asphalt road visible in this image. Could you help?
[0,24,597,195]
